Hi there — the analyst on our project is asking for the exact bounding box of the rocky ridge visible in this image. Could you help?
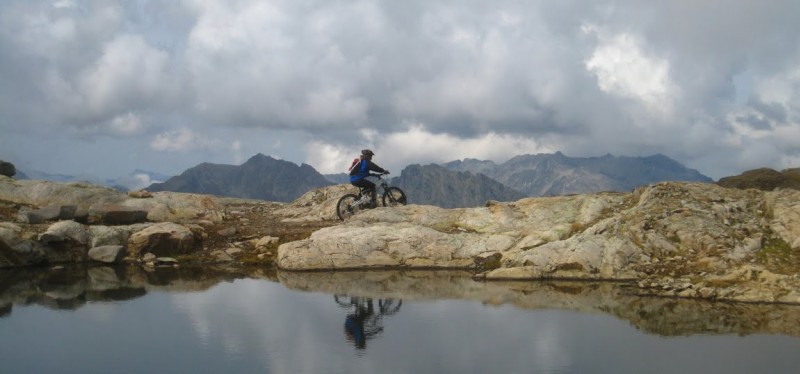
[2,175,799,305]
[277,182,800,304]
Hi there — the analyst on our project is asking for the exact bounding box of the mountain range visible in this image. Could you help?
[8,152,717,207]
[445,152,712,196]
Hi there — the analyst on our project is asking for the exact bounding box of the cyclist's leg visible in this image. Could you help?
[352,179,377,207]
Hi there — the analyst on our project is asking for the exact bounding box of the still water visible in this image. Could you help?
[2,266,800,374]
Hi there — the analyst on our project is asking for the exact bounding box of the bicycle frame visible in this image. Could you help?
[356,173,390,201]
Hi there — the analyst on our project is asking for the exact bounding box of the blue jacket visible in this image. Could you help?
[349,159,386,182]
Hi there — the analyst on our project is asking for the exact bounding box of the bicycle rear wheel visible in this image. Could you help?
[382,187,407,207]
[336,194,360,220]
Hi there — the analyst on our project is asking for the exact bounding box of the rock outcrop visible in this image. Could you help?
[277,182,800,304]
[0,175,307,267]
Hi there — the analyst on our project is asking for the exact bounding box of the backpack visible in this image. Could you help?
[348,158,361,175]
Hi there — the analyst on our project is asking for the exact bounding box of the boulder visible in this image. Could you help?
[277,220,511,270]
[39,220,90,246]
[255,236,280,253]
[17,205,77,223]
[88,225,135,248]
[0,160,15,177]
[0,178,124,210]
[88,245,127,263]
[88,204,149,225]
[127,222,195,257]
[0,222,47,266]
[128,190,152,198]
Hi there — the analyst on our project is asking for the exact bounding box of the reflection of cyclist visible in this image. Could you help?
[349,149,389,208]
[343,300,378,350]
[336,296,402,350]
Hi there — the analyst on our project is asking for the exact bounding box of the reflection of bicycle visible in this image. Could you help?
[334,295,403,350]
[336,173,407,221]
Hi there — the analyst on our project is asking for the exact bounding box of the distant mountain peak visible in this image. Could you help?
[147,154,332,202]
[391,163,526,208]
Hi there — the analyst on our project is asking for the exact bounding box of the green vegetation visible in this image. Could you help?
[755,234,799,274]
[717,168,800,191]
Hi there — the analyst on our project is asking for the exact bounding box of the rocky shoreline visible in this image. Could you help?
[1,175,799,305]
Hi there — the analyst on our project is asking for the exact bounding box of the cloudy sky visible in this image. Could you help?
[2,0,799,182]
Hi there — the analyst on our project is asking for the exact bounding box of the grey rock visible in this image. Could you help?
[88,204,148,225]
[0,161,15,177]
[127,222,195,257]
[89,225,132,248]
[88,245,127,263]
[17,205,77,223]
[39,220,89,245]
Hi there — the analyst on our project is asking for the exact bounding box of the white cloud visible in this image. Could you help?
[78,34,178,116]
[150,127,220,152]
[109,112,144,135]
[305,141,356,175]
[53,0,76,9]
[585,27,676,112]
[305,122,552,174]
[231,140,243,164]
[379,123,551,168]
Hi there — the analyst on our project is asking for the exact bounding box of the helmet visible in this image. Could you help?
[361,149,375,156]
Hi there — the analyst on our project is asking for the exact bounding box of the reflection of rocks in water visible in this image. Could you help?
[38,293,87,310]
[0,302,11,317]
[613,297,800,337]
[0,265,278,316]
[3,266,799,337]
[39,267,89,310]
[89,287,147,302]
[278,270,800,337]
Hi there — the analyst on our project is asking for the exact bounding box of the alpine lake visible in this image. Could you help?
[2,265,800,374]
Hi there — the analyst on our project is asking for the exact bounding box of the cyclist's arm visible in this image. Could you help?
[366,161,387,174]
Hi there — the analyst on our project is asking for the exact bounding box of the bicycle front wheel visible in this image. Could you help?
[382,187,407,207]
[336,194,360,220]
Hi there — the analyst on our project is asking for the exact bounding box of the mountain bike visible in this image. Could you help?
[336,173,407,220]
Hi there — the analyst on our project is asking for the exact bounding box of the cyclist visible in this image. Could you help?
[349,149,389,208]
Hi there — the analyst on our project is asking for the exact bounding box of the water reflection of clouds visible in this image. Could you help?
[168,280,589,373]
[161,276,800,374]
[4,268,800,373]
[170,279,347,373]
